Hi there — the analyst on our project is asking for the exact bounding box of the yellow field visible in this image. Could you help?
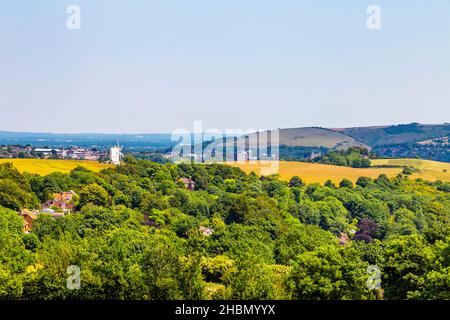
[0,159,113,176]
[372,158,450,182]
[229,159,450,184]
[3,157,448,183]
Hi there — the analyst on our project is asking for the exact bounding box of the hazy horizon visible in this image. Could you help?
[0,121,448,135]
[1,1,450,133]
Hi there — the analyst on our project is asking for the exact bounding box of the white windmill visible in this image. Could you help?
[109,142,123,165]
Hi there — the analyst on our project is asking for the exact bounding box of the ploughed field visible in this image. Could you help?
[0,159,112,175]
[229,159,450,184]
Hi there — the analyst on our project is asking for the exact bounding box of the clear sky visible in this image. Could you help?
[1,0,450,133]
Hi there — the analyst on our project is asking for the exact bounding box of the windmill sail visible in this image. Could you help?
[109,142,123,165]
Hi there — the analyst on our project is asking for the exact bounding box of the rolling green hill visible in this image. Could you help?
[215,123,450,163]
[336,123,450,147]
[223,123,449,152]
[219,127,370,152]
[279,127,369,149]
[217,123,450,162]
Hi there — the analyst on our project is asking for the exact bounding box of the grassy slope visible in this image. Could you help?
[209,124,450,153]
[372,158,450,182]
[217,127,369,151]
[230,159,450,184]
[340,123,450,147]
[0,159,112,176]
[279,127,368,149]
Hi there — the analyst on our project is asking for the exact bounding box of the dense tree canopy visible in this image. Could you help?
[0,159,448,300]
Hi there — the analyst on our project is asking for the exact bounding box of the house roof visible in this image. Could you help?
[180,178,195,184]
[199,226,214,235]
[20,209,39,220]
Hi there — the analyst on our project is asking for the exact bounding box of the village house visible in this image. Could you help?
[309,151,322,160]
[180,178,196,191]
[19,191,76,233]
[42,190,77,214]
[339,233,349,245]
[34,148,56,157]
[199,226,214,236]
[20,208,65,233]
[20,209,39,233]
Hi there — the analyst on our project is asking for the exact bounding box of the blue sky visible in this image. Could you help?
[1,0,449,133]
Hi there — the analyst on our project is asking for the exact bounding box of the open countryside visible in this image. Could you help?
[229,159,450,184]
[2,158,449,183]
[372,158,450,182]
[0,159,112,176]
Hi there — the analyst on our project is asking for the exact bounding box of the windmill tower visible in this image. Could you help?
[109,142,123,165]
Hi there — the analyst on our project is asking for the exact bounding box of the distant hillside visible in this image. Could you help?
[336,123,450,147]
[219,127,369,152]
[228,123,450,152]
[219,123,450,163]
[279,127,369,149]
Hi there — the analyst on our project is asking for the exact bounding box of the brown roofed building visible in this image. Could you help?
[199,226,214,236]
[42,190,77,214]
[180,178,196,191]
[20,209,39,233]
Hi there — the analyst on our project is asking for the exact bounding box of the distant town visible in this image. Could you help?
[0,139,279,165]
[0,145,107,161]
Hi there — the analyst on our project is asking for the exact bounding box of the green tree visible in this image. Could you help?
[79,184,110,207]
[0,179,39,211]
[289,176,304,188]
[356,176,372,188]
[141,233,186,299]
[0,206,32,298]
[275,224,336,264]
[382,235,435,299]
[288,245,376,300]
[339,178,353,189]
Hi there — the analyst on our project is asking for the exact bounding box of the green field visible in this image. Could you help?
[0,159,112,175]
